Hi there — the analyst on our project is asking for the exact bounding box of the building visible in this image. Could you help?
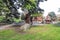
[45,15,51,24]
[56,14,60,21]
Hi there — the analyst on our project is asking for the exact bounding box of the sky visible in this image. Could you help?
[39,0,60,17]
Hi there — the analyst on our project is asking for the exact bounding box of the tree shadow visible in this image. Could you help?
[11,24,27,34]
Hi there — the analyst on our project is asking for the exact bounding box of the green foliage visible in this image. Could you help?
[48,12,57,20]
[0,0,9,12]
[31,13,43,17]
[23,0,37,11]
[13,18,22,23]
[49,12,56,17]
[0,0,42,23]
[0,16,4,22]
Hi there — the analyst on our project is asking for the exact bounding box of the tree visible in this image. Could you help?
[22,0,46,14]
[48,12,57,21]
[0,0,47,23]
[0,0,9,12]
[58,8,60,12]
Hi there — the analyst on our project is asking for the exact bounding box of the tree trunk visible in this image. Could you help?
[25,14,31,24]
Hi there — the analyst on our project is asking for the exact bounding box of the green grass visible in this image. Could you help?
[31,13,42,17]
[0,24,60,40]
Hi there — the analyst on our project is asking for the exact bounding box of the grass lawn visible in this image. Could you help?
[0,24,60,40]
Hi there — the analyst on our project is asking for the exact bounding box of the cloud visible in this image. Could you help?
[39,0,60,17]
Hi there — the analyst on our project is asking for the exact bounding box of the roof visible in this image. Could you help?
[45,15,51,20]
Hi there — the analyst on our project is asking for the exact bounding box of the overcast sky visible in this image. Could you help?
[39,0,60,17]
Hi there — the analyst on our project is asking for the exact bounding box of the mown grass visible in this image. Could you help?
[0,24,60,40]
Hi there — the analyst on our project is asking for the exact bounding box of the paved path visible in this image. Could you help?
[0,21,29,30]
[0,24,14,30]
[0,21,25,30]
